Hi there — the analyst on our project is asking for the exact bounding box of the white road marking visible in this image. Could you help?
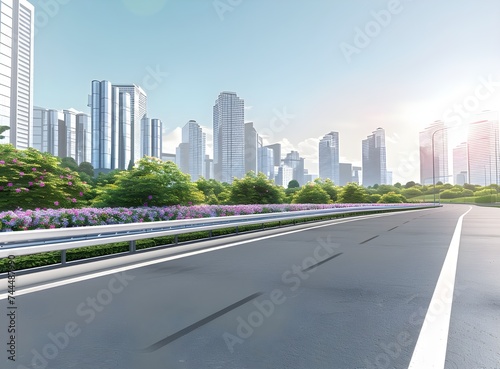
[408,206,472,369]
[0,208,432,299]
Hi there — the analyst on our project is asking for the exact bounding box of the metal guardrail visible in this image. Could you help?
[0,204,437,261]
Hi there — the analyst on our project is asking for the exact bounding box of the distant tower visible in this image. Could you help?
[213,92,245,183]
[319,131,340,184]
[419,121,448,185]
[0,0,35,149]
[362,128,387,187]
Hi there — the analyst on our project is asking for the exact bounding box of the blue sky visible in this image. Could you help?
[32,0,500,183]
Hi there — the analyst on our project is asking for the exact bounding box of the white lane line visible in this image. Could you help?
[0,208,433,300]
[408,206,472,369]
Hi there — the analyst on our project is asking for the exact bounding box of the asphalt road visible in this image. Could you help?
[0,204,498,369]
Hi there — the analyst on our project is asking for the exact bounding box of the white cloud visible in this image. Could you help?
[162,127,182,154]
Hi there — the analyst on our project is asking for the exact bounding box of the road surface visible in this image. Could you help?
[0,204,498,369]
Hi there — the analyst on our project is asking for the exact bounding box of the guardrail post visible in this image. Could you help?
[278,221,281,227]
[209,230,213,238]
[174,235,178,244]
[61,250,67,266]
[236,226,239,234]
[129,240,136,253]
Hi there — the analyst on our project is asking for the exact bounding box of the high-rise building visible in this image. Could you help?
[76,113,91,165]
[245,122,259,174]
[339,163,353,186]
[362,128,387,187]
[419,121,448,185]
[275,165,294,187]
[453,142,468,185]
[32,107,59,156]
[352,166,361,184]
[467,116,499,186]
[118,92,131,169]
[283,150,305,185]
[0,0,34,149]
[178,120,205,181]
[213,91,245,183]
[265,143,281,167]
[113,84,147,164]
[176,142,189,174]
[90,81,115,171]
[386,171,393,186]
[319,131,340,184]
[33,107,89,164]
[258,146,274,180]
[205,155,213,180]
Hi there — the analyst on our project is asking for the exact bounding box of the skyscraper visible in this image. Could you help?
[0,0,34,149]
[258,146,274,180]
[265,143,281,167]
[467,115,499,186]
[113,84,147,164]
[339,163,353,186]
[76,113,91,165]
[245,122,259,174]
[32,107,59,156]
[319,131,340,184]
[90,81,115,171]
[213,91,245,183]
[362,128,387,187]
[453,142,467,185]
[283,150,305,185]
[179,120,205,181]
[419,121,448,185]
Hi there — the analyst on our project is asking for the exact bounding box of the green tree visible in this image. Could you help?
[284,187,300,203]
[287,179,300,189]
[401,187,423,198]
[314,178,338,202]
[376,184,400,195]
[78,162,94,177]
[292,183,330,204]
[92,157,204,207]
[394,182,402,188]
[60,157,79,172]
[337,183,368,203]
[229,172,284,204]
[367,194,382,203]
[405,181,417,188]
[196,177,231,204]
[0,145,89,210]
[378,192,407,203]
[0,126,9,140]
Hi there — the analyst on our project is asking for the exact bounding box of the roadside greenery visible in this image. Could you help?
[1,145,499,213]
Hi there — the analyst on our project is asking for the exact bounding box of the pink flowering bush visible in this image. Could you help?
[0,203,425,232]
[0,144,90,211]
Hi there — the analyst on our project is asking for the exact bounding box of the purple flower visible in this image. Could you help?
[32,167,36,171]
[79,192,84,197]
[39,182,45,187]
[148,195,153,200]
[12,159,17,163]
[71,198,77,203]
[28,182,33,186]
[7,183,13,187]
[15,188,21,193]
[54,201,59,206]
[68,182,73,186]
[19,172,25,176]
[0,160,4,165]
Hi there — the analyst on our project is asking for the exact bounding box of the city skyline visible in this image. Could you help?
[29,0,500,184]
